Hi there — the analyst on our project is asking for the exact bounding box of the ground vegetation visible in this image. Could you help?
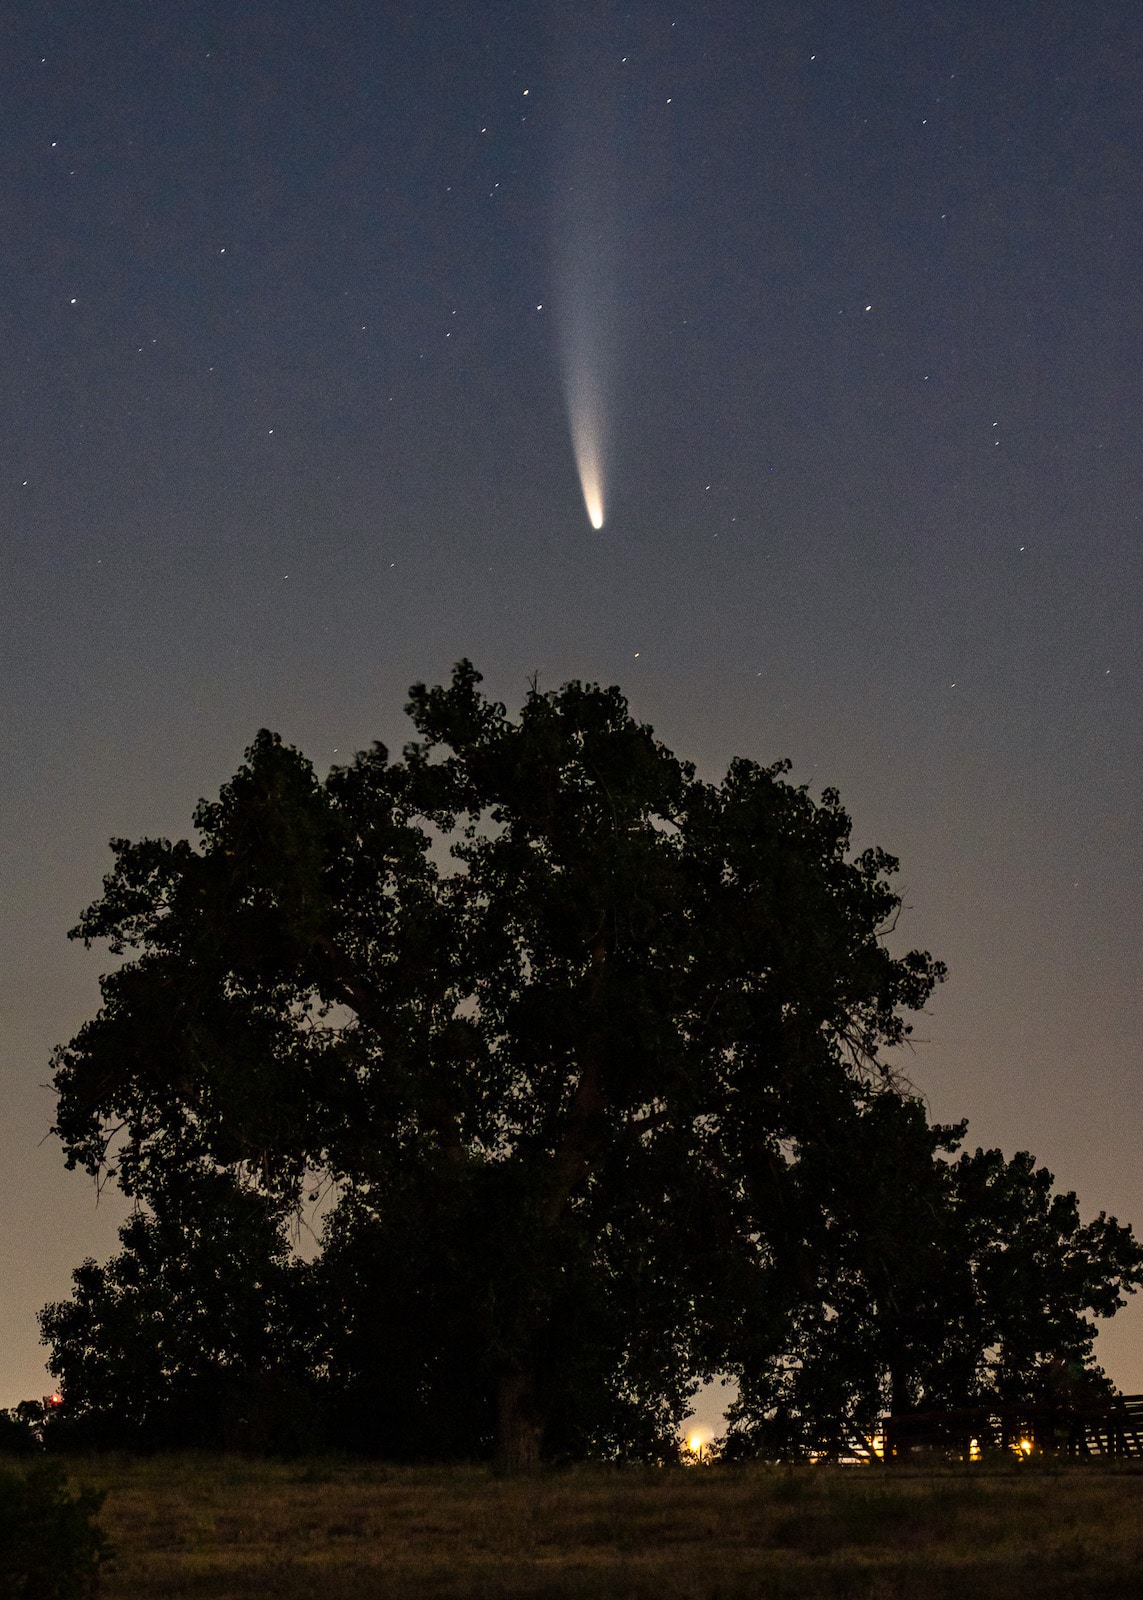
[12,1453,1143,1600]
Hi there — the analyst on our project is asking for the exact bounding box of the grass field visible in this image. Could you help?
[10,1453,1143,1599]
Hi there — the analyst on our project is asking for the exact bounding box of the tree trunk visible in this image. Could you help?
[494,1368,543,1474]
[889,1364,911,1417]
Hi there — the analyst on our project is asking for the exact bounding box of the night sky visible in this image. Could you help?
[3,0,1142,1409]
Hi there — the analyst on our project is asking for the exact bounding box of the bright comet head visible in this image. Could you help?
[562,347,608,529]
[577,446,605,529]
[584,482,604,530]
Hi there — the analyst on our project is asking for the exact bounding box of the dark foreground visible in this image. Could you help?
[11,1453,1143,1599]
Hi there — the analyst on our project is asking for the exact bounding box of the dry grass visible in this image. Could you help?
[9,1453,1143,1599]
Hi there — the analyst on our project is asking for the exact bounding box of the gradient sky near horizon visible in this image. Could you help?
[2,0,1142,1409]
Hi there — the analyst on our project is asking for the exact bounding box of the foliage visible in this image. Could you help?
[39,1171,320,1453]
[44,660,1136,1465]
[725,1095,1143,1459]
[0,1406,41,1457]
[0,1460,111,1598]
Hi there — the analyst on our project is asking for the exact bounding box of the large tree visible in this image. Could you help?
[51,661,947,1467]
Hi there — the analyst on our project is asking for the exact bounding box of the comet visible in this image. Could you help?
[553,11,623,531]
[555,218,616,531]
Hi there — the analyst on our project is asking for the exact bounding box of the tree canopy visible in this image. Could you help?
[45,663,1141,1465]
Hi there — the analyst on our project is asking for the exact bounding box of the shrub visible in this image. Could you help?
[0,1460,111,1598]
[0,1408,39,1457]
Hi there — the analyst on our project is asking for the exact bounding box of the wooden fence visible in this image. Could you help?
[871,1395,1143,1462]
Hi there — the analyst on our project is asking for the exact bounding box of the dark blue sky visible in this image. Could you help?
[3,0,1142,1403]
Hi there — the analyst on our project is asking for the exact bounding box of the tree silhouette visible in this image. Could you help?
[48,662,1045,1467]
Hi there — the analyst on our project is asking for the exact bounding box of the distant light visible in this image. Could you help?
[684,1425,712,1460]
